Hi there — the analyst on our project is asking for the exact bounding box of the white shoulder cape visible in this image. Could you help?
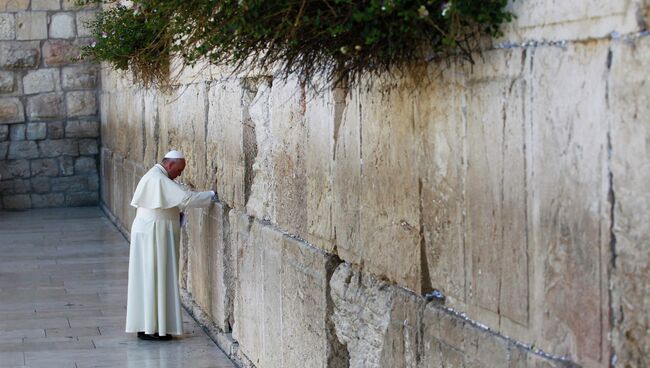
[130,165,189,209]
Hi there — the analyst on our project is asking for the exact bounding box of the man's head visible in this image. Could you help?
[161,150,186,179]
[161,158,186,179]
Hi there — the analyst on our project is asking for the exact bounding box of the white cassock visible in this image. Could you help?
[125,164,214,336]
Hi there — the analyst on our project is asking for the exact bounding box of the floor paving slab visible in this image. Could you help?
[0,207,236,368]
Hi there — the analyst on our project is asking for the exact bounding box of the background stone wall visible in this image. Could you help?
[0,0,100,210]
[99,1,650,367]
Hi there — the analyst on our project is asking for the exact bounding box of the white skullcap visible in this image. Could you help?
[164,150,185,159]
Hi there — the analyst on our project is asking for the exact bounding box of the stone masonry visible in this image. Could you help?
[0,0,99,210]
[98,1,650,367]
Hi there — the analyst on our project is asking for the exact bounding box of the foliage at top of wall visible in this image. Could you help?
[79,0,513,87]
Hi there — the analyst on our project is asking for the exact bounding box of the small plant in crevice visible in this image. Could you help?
[78,0,514,88]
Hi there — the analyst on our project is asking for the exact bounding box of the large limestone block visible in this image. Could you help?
[105,91,143,159]
[416,64,466,306]
[23,68,60,94]
[42,39,80,66]
[187,204,232,331]
[233,220,283,367]
[303,83,338,251]
[233,219,341,368]
[0,41,40,69]
[75,11,97,38]
[359,81,422,292]
[268,77,308,238]
[245,80,274,220]
[32,0,61,10]
[49,12,76,39]
[26,93,64,120]
[15,12,48,40]
[330,262,396,368]
[0,0,29,11]
[464,48,528,327]
[206,79,246,209]
[62,65,98,90]
[502,0,637,43]
[161,84,208,188]
[142,90,161,166]
[0,98,24,123]
[528,42,611,364]
[332,85,362,265]
[608,36,650,368]
[0,71,16,93]
[331,263,572,368]
[66,91,97,117]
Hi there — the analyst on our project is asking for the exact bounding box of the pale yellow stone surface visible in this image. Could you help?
[609,36,650,368]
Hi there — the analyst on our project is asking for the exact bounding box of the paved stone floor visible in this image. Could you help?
[0,207,236,368]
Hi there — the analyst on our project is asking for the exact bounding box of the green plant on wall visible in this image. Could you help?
[79,0,513,87]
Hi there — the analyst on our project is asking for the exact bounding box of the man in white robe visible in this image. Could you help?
[125,150,217,340]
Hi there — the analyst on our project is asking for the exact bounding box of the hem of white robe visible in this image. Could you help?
[125,328,183,336]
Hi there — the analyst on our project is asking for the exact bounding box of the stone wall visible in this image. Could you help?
[0,0,100,209]
[99,1,650,367]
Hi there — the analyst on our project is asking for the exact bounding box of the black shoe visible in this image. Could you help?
[137,332,172,341]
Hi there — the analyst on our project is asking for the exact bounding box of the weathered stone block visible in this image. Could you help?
[66,91,97,117]
[331,86,360,265]
[42,40,79,66]
[78,139,98,155]
[31,158,59,176]
[38,139,79,157]
[65,191,98,206]
[245,81,273,221]
[330,263,395,368]
[32,0,61,10]
[31,193,65,208]
[0,159,30,179]
[26,122,47,140]
[26,93,64,120]
[0,0,29,11]
[8,140,39,159]
[233,219,341,368]
[187,205,233,331]
[609,37,650,368]
[30,176,50,193]
[65,120,99,138]
[62,65,98,90]
[0,98,25,124]
[2,194,31,210]
[49,12,76,39]
[0,125,8,141]
[0,13,15,40]
[206,79,246,210]
[23,68,59,94]
[75,11,96,38]
[0,41,40,69]
[359,82,422,292]
[0,178,29,195]
[303,84,337,251]
[47,121,64,139]
[0,71,16,93]
[62,0,98,10]
[528,43,610,362]
[50,175,90,192]
[15,12,48,40]
[271,78,308,236]
[59,155,74,176]
[74,156,96,174]
[9,123,24,140]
